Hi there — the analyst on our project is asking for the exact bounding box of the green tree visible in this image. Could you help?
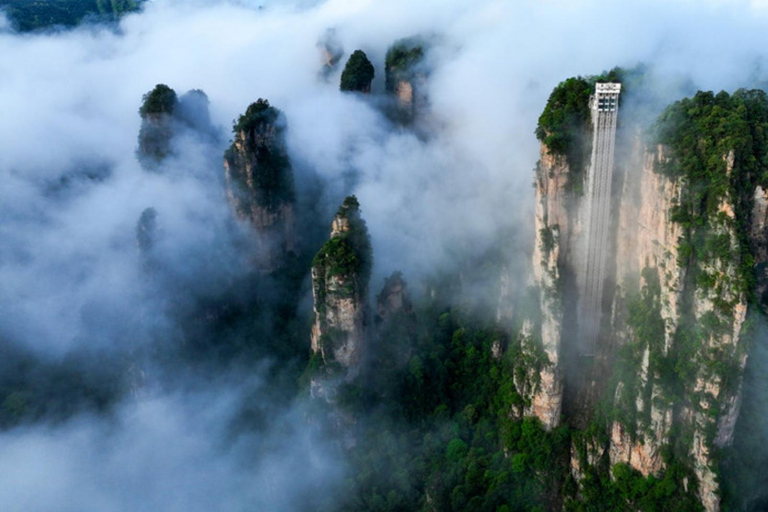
[139,84,177,116]
[340,50,375,93]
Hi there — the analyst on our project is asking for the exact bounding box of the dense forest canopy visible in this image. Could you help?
[0,0,144,31]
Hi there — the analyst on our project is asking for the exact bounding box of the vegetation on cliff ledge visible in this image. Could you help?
[312,196,373,287]
[656,89,768,302]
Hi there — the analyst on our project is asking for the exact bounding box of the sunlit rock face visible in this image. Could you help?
[223,99,296,271]
[531,81,768,511]
[310,196,372,372]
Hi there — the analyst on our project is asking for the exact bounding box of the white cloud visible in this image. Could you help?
[2,0,768,508]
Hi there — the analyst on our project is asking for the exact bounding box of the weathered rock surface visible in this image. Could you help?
[531,129,761,510]
[385,37,428,124]
[340,50,374,93]
[223,99,295,271]
[310,196,372,372]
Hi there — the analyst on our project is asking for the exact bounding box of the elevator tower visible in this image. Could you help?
[579,82,621,355]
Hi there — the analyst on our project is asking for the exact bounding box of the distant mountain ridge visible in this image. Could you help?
[0,0,145,32]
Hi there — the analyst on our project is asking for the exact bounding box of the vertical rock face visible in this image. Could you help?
[136,206,160,275]
[385,38,427,124]
[608,142,683,478]
[137,84,177,168]
[223,99,296,270]
[610,144,753,511]
[137,85,216,170]
[529,146,572,430]
[376,271,412,322]
[751,185,768,312]
[374,271,416,365]
[310,196,372,371]
[530,83,768,511]
[317,28,343,79]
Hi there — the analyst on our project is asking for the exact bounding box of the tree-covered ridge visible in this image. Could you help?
[225,99,295,210]
[0,0,144,32]
[384,38,424,93]
[340,50,375,93]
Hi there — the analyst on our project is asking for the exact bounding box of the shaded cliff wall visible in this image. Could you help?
[223,99,296,271]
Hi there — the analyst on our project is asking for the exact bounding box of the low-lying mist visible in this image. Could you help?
[3,0,768,510]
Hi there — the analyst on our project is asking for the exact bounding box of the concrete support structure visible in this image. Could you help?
[579,83,621,355]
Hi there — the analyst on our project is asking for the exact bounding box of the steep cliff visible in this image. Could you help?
[310,196,372,373]
[223,99,296,270]
[385,38,428,124]
[137,84,216,170]
[137,84,177,168]
[528,146,569,430]
[530,79,768,511]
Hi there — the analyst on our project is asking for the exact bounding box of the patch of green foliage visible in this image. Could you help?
[224,98,295,210]
[340,50,375,93]
[139,84,177,116]
[0,349,124,429]
[539,225,557,255]
[610,268,667,437]
[535,67,634,192]
[564,413,703,512]
[385,38,424,93]
[313,237,364,286]
[232,98,277,134]
[567,458,704,512]
[535,76,592,178]
[0,0,144,32]
[312,196,373,294]
[654,89,768,299]
[650,90,768,427]
[332,308,571,512]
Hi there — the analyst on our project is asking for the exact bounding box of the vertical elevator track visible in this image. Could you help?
[579,83,621,355]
